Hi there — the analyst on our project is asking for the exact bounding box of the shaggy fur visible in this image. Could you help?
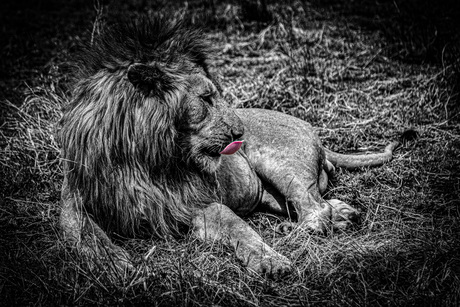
[59,18,219,238]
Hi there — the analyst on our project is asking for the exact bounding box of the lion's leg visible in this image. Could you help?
[192,203,291,278]
[252,157,362,233]
[60,176,132,275]
[260,171,358,233]
[251,156,363,233]
[260,166,359,233]
[259,167,332,232]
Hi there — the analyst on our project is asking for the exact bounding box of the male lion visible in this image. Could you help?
[59,18,398,278]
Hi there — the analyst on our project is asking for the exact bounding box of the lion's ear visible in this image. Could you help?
[127,63,174,96]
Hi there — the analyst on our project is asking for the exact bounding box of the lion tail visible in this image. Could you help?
[324,141,400,170]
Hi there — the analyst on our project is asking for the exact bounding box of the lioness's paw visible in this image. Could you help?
[248,253,292,279]
[327,199,360,231]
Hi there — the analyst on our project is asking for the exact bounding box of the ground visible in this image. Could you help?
[1,0,459,306]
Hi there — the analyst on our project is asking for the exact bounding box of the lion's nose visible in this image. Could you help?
[231,126,244,140]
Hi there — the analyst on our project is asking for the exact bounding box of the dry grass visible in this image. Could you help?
[1,0,459,306]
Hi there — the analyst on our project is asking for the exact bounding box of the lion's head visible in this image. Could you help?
[127,65,244,173]
[59,18,243,237]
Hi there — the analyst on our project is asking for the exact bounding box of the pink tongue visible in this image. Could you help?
[220,140,244,155]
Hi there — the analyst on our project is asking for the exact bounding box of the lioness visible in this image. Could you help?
[59,18,398,278]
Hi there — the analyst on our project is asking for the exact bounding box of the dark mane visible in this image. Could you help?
[59,18,217,238]
[75,17,210,79]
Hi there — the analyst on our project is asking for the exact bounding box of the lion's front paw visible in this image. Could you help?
[80,241,134,277]
[108,245,135,273]
[327,199,360,231]
[247,251,292,279]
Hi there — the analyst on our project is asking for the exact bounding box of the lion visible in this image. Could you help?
[58,18,399,278]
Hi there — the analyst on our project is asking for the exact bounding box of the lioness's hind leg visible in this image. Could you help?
[258,180,331,234]
[326,199,360,231]
[192,203,291,278]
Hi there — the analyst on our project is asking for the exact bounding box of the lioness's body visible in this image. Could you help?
[218,109,324,216]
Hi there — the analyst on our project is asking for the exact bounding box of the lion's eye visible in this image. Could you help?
[187,100,208,124]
